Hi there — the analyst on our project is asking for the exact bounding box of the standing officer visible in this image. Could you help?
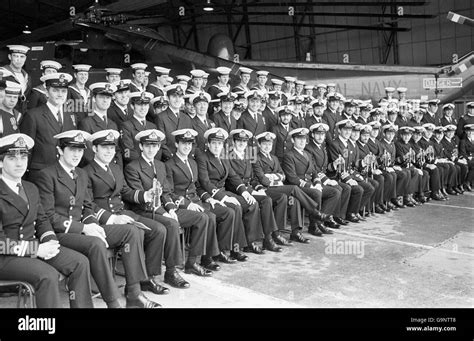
[2,45,31,113]
[124,129,213,287]
[261,91,281,131]
[282,128,335,239]
[107,79,133,127]
[190,92,215,154]
[456,102,474,141]
[186,70,207,95]
[67,64,92,123]
[35,130,161,308]
[213,92,238,133]
[129,63,148,93]
[0,133,93,308]
[271,106,294,163]
[28,60,62,109]
[147,66,170,97]
[0,81,22,137]
[458,124,474,189]
[207,67,232,118]
[155,84,193,159]
[20,73,77,181]
[232,67,252,93]
[78,82,122,167]
[251,70,269,95]
[120,91,166,163]
[237,90,266,146]
[104,67,122,87]
[322,94,341,141]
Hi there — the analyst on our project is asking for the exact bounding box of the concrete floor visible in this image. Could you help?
[1,192,473,308]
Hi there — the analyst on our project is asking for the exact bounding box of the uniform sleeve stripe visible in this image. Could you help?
[134,191,140,203]
[96,209,105,221]
[39,231,55,242]
[82,215,95,223]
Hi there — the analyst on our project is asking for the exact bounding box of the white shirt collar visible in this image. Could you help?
[58,160,74,178]
[94,157,109,171]
[141,153,154,164]
[0,176,21,194]
[338,135,348,147]
[46,101,61,115]
[176,153,189,164]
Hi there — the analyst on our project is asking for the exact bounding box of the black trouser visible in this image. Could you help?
[395,168,410,197]
[320,185,341,216]
[0,247,93,308]
[345,183,364,215]
[226,191,263,245]
[58,227,146,304]
[423,164,441,192]
[356,179,375,211]
[382,170,397,201]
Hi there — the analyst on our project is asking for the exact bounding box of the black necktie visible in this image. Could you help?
[105,165,116,182]
[149,161,156,175]
[124,108,128,116]
[71,169,78,181]
[17,183,28,204]
[57,110,63,128]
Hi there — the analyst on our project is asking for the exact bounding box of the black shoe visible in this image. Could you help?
[290,230,310,243]
[314,211,332,223]
[243,242,265,254]
[431,193,445,201]
[417,195,427,204]
[317,222,334,234]
[453,187,463,195]
[126,293,161,308]
[375,205,385,214]
[164,269,190,289]
[263,238,282,252]
[324,217,341,229]
[213,251,237,264]
[356,213,366,221]
[308,225,323,237]
[392,199,405,208]
[185,263,213,277]
[441,188,448,196]
[403,199,415,207]
[346,213,360,223]
[230,250,248,262]
[201,258,221,271]
[334,217,349,225]
[273,232,292,246]
[140,278,170,295]
[446,188,458,195]
[464,183,472,192]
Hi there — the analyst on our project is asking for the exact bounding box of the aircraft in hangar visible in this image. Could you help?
[0,0,472,104]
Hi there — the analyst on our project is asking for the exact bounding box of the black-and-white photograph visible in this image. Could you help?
[0,0,472,336]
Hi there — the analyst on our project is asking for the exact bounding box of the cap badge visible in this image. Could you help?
[14,137,26,148]
[75,133,84,142]
[184,131,192,138]
[150,132,158,139]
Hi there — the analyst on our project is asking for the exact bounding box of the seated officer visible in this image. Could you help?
[271,106,294,163]
[395,126,425,205]
[356,124,387,213]
[166,128,233,268]
[254,131,333,240]
[431,126,459,196]
[458,124,474,190]
[196,127,263,261]
[305,123,352,225]
[83,129,175,295]
[120,91,165,164]
[0,134,93,308]
[348,124,378,216]
[367,121,399,210]
[443,124,468,194]
[327,120,372,222]
[79,82,122,167]
[228,128,287,252]
[282,127,334,240]
[34,130,160,308]
[379,124,411,208]
[124,129,213,285]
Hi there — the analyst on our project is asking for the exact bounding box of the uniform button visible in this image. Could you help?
[19,234,24,238]
[20,227,23,230]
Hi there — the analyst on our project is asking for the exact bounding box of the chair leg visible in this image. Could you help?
[181,230,186,268]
